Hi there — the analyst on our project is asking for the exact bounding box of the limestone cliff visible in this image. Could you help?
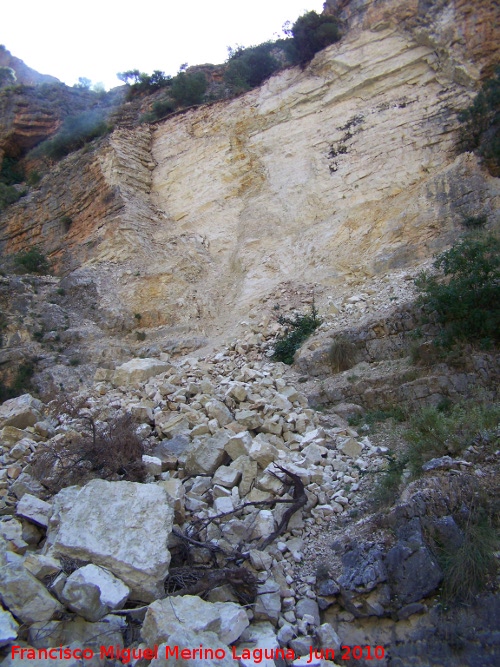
[0,0,498,344]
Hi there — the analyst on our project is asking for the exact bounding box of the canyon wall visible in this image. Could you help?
[0,2,499,339]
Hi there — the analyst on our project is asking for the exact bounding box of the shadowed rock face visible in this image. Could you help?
[324,0,500,78]
[0,0,499,341]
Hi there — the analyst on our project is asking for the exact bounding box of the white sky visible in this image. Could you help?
[1,1,325,90]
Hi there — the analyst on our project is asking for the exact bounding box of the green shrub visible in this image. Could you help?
[0,156,25,185]
[372,452,408,508]
[31,110,110,160]
[328,336,357,372]
[415,233,500,347]
[286,11,341,66]
[273,302,322,365]
[118,69,172,97]
[0,183,25,211]
[405,402,500,477]
[225,43,281,93]
[14,247,51,274]
[0,359,37,401]
[170,71,207,107]
[458,66,500,176]
[439,508,498,603]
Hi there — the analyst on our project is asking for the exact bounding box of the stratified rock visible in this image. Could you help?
[45,479,174,602]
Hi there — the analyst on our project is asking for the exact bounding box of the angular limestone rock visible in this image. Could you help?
[112,358,171,387]
[142,596,248,647]
[0,558,63,623]
[184,431,229,475]
[0,394,43,429]
[60,565,130,622]
[337,437,362,458]
[46,479,174,602]
[0,605,18,647]
[16,493,52,528]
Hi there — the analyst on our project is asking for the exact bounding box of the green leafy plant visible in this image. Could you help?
[0,359,37,401]
[272,301,322,365]
[415,233,500,347]
[14,247,51,274]
[0,183,25,211]
[285,10,341,66]
[225,43,281,93]
[371,452,409,508]
[458,66,500,176]
[170,71,207,107]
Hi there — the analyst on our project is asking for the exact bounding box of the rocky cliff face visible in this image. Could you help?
[0,0,499,345]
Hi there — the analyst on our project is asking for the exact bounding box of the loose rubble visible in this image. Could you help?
[0,334,497,665]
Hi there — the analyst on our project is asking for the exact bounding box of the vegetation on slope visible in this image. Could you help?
[458,66,500,176]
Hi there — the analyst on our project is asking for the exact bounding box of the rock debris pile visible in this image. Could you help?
[0,350,396,666]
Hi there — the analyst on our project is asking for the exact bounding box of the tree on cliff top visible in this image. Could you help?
[286,10,341,66]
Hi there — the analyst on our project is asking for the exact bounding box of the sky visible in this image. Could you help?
[1,1,325,90]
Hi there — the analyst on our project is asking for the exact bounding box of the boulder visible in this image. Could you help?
[45,479,174,602]
[225,431,253,460]
[112,358,171,387]
[16,493,52,528]
[0,605,18,647]
[337,437,362,458]
[184,431,229,475]
[0,394,43,429]
[0,557,63,623]
[142,596,248,646]
[59,565,130,622]
[253,579,281,624]
[206,400,233,427]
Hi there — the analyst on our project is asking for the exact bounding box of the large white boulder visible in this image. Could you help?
[112,358,171,387]
[45,479,174,602]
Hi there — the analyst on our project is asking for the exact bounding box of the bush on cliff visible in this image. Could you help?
[458,66,500,176]
[286,10,341,66]
[415,232,500,347]
[273,301,322,365]
[31,110,110,160]
[14,247,51,274]
[224,43,282,93]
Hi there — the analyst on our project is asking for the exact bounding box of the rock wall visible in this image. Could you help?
[0,1,499,340]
